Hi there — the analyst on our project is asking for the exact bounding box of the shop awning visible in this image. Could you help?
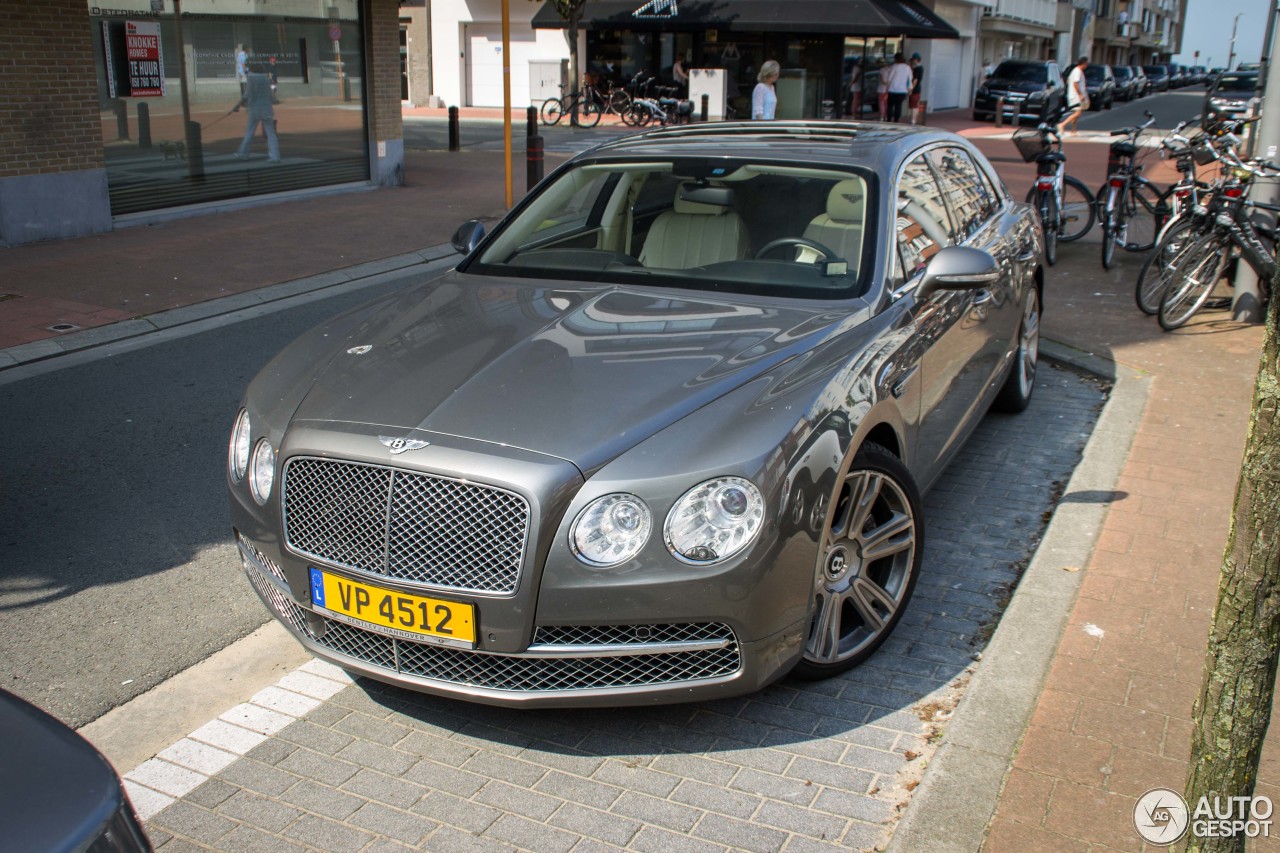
[531,0,960,39]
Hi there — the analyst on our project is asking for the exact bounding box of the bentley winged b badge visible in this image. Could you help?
[378,435,430,455]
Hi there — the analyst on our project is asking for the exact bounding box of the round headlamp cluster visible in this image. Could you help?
[228,409,276,506]
[569,477,764,569]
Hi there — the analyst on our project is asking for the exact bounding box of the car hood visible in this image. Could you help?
[285,271,850,472]
[985,79,1049,93]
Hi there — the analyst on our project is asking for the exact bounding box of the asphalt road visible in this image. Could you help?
[1076,85,1209,131]
[0,270,442,728]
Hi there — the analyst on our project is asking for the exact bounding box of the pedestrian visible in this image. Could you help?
[908,52,924,122]
[1058,55,1089,136]
[235,44,248,95]
[846,59,863,117]
[752,60,780,120]
[234,60,280,162]
[673,53,689,95]
[876,60,889,120]
[884,53,913,122]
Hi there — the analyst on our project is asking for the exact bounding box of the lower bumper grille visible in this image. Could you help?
[242,557,741,693]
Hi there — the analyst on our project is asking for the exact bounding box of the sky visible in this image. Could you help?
[1174,0,1271,67]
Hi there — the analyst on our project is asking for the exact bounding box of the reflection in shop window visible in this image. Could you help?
[89,1,368,216]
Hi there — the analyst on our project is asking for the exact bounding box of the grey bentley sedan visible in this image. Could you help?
[229,122,1042,707]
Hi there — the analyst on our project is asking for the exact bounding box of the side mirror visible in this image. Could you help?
[918,246,1002,298]
[452,220,486,256]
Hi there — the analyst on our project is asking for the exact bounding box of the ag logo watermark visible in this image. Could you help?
[1134,788,1273,844]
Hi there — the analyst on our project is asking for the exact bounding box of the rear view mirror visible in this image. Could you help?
[679,185,736,208]
[452,220,486,256]
[919,246,1002,298]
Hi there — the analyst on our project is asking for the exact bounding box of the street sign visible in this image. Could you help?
[329,25,342,41]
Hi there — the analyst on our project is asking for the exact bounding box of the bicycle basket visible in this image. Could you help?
[1012,128,1051,163]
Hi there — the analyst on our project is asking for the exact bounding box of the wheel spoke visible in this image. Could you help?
[809,588,848,662]
[844,472,881,541]
[850,576,896,632]
[857,510,914,561]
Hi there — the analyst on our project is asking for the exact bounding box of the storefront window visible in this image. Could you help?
[89,1,368,216]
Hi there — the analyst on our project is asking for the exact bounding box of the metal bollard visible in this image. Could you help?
[114,101,129,140]
[184,120,205,179]
[137,102,152,149]
[526,105,537,138]
[701,94,709,122]
[527,135,544,191]
[994,97,1004,127]
[448,106,460,151]
[342,76,352,102]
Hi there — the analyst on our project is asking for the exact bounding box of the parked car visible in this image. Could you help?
[1191,65,1208,84]
[1084,64,1116,109]
[1130,66,1151,97]
[1236,61,1262,72]
[1111,65,1139,100]
[229,121,1045,707]
[972,59,1065,123]
[0,688,152,852]
[1206,70,1261,118]
[1143,64,1171,92]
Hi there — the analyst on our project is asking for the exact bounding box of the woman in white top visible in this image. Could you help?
[752,60,780,120]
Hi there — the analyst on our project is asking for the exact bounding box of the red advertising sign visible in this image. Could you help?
[125,20,165,97]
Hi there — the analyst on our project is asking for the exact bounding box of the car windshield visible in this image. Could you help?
[1084,67,1107,82]
[1113,67,1133,80]
[467,157,876,299]
[1144,66,1166,76]
[1215,74,1258,92]
[993,62,1047,83]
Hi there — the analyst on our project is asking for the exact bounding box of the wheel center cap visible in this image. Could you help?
[826,546,854,580]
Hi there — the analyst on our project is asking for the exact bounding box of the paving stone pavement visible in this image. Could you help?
[126,363,1106,852]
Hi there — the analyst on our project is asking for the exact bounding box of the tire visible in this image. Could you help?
[1101,185,1118,269]
[540,98,565,126]
[608,89,631,116]
[993,286,1040,413]
[1039,190,1059,266]
[575,99,602,128]
[1158,232,1231,330]
[1135,218,1198,314]
[1058,176,1095,242]
[793,443,923,679]
[626,103,651,126]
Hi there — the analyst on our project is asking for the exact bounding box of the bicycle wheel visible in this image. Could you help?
[575,99,602,128]
[541,98,565,126]
[1157,232,1231,330]
[1120,178,1161,252]
[609,88,631,116]
[626,103,651,126]
[1058,176,1095,242]
[1100,184,1118,269]
[1135,218,1207,314]
[1035,189,1058,266]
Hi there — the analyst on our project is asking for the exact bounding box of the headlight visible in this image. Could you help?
[570,494,652,567]
[665,477,764,565]
[250,439,276,505]
[229,409,251,481]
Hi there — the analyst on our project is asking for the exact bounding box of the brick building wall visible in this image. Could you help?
[368,0,405,185]
[0,0,105,180]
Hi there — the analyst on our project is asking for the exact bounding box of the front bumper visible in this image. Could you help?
[973,92,1044,121]
[238,534,806,707]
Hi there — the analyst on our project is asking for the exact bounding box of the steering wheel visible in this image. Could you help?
[754,237,839,263]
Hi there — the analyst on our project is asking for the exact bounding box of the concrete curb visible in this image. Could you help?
[886,339,1151,853]
[0,243,459,372]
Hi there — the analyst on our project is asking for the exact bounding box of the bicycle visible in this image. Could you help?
[1155,146,1280,330]
[540,84,602,128]
[625,78,685,127]
[1012,119,1095,266]
[1098,111,1164,270]
[1135,118,1217,314]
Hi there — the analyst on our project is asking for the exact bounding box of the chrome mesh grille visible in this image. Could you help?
[283,457,529,594]
[243,560,741,693]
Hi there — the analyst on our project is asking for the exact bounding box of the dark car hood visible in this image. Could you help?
[287,271,847,472]
[985,78,1049,94]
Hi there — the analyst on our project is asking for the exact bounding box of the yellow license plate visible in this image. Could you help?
[308,568,476,646]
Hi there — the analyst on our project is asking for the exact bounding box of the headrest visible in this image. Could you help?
[826,179,864,223]
[673,183,729,215]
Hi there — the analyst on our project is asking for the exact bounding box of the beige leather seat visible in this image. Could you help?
[803,179,865,261]
[639,185,750,268]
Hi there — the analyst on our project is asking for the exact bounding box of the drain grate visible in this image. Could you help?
[47,323,81,333]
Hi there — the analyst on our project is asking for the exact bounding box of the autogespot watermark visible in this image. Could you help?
[1134,788,1274,844]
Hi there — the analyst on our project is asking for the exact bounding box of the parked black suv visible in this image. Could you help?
[1143,65,1170,92]
[973,59,1066,123]
[1084,64,1116,110]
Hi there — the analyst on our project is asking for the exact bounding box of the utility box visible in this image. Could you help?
[688,68,727,119]
[529,59,568,102]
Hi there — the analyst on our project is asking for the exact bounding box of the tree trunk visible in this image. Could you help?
[1185,268,1280,852]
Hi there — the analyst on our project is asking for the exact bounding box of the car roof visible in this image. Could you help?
[574,121,957,172]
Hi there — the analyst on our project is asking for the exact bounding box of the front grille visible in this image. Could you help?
[283,457,530,595]
[243,558,740,693]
